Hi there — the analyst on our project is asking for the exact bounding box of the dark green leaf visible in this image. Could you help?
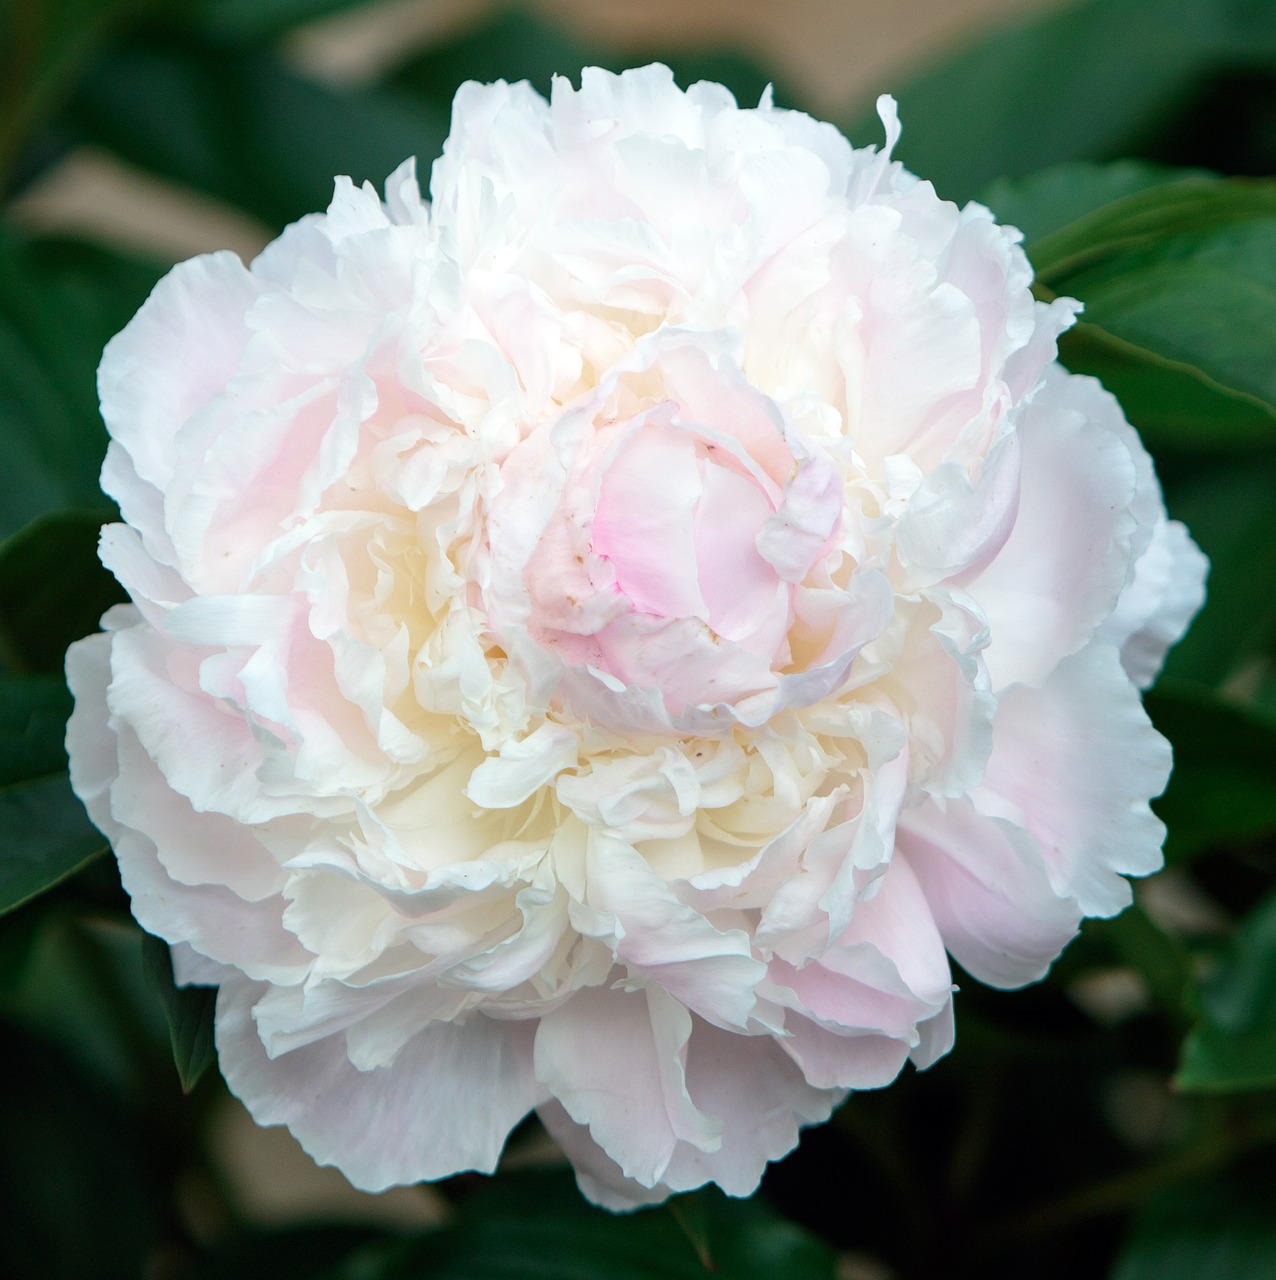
[1177,890,1276,1093]
[142,931,217,1091]
[1030,176,1276,282]
[1147,681,1276,862]
[72,36,450,231]
[1159,456,1276,684]
[980,160,1208,249]
[0,911,168,1096]
[0,231,163,540]
[0,674,72,783]
[845,0,1276,205]
[843,0,1220,204]
[1056,327,1276,453]
[0,772,104,917]
[991,170,1276,448]
[1112,1172,1276,1279]
[1059,218,1276,416]
[667,1192,713,1271]
[0,511,123,675]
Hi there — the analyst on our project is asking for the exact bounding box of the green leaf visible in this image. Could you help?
[1176,889,1276,1093]
[1147,681,1276,862]
[0,672,101,915]
[0,674,73,783]
[1029,176,1276,282]
[0,772,105,917]
[1159,456,1276,685]
[845,0,1276,205]
[1055,327,1276,453]
[71,36,450,231]
[992,169,1276,449]
[1058,218,1276,416]
[0,231,164,541]
[0,910,168,1095]
[843,0,1221,204]
[141,931,217,1092]
[980,160,1209,249]
[0,511,123,675]
[1111,1173,1276,1279]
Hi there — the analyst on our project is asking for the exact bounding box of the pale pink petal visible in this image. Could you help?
[966,368,1141,690]
[533,984,721,1187]
[897,797,1081,987]
[218,976,544,1191]
[97,251,261,495]
[1102,518,1208,688]
[976,642,1171,916]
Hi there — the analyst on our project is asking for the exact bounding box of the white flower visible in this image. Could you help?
[66,65,1206,1210]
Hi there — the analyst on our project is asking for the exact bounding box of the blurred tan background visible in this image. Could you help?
[11,0,1065,263]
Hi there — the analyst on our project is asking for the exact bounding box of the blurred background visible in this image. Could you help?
[2,2,1276,1278]
[9,0,1067,262]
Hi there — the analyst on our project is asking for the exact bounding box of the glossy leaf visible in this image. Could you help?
[980,160,1207,249]
[141,932,217,1092]
[1177,890,1276,1093]
[990,167,1276,448]
[1056,327,1276,452]
[1059,218,1276,415]
[1030,176,1276,282]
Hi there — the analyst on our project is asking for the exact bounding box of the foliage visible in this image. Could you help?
[0,1,1273,1276]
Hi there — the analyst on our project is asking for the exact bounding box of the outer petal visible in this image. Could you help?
[1101,517,1208,689]
[966,367,1140,691]
[67,628,310,982]
[975,642,1172,916]
[97,251,261,497]
[897,797,1081,988]
[534,983,721,1188]
[217,975,544,1191]
[538,1015,837,1211]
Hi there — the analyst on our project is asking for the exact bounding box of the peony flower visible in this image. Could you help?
[66,65,1206,1210]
